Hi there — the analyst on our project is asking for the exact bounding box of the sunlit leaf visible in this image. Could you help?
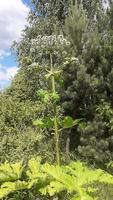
[33,118,44,128]
[62,116,74,128]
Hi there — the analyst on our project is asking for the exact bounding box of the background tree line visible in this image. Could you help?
[1,0,113,181]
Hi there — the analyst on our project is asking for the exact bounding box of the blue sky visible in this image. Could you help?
[0,0,30,90]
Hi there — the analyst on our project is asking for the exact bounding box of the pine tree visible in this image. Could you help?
[61,0,113,167]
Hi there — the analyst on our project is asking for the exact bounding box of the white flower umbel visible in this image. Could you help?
[31,35,70,46]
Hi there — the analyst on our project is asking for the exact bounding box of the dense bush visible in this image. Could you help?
[0,94,54,162]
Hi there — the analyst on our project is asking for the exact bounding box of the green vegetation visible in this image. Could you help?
[0,157,113,200]
[1,0,113,199]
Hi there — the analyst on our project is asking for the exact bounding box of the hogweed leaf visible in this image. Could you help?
[62,116,82,129]
[62,116,74,128]
[50,92,60,103]
[37,89,50,103]
[0,181,28,199]
[0,161,23,182]
[33,118,44,128]
[33,117,54,129]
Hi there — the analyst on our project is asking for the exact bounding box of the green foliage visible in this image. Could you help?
[0,161,23,182]
[64,0,88,51]
[59,0,113,166]
[1,2,113,198]
[96,101,113,130]
[0,158,113,199]
[37,89,60,104]
[0,93,53,163]
[33,117,54,129]
[62,116,82,129]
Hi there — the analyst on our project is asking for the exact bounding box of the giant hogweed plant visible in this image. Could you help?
[33,52,81,166]
[31,34,81,165]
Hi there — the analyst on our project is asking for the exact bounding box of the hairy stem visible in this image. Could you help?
[50,53,60,166]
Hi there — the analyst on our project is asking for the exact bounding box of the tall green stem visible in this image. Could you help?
[50,54,60,166]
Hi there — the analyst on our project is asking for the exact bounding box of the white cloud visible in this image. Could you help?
[0,50,11,59]
[0,0,29,57]
[7,67,18,79]
[0,71,6,81]
[0,0,29,89]
[0,66,18,81]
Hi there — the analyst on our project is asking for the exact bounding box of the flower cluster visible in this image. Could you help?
[31,35,70,46]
